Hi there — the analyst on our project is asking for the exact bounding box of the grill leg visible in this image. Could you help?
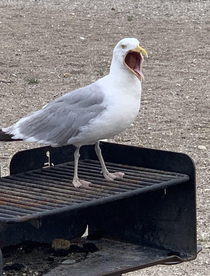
[0,249,2,276]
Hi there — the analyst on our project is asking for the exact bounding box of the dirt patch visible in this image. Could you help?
[0,0,210,275]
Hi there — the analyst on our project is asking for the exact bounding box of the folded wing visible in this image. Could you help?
[2,83,106,147]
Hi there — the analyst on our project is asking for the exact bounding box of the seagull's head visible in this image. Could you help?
[112,38,148,82]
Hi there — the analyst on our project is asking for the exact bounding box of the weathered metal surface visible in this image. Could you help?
[0,160,189,223]
[43,239,192,276]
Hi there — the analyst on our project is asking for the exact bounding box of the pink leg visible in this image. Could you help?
[72,147,91,188]
[95,141,124,181]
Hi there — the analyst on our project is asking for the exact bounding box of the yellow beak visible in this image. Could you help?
[132,45,148,58]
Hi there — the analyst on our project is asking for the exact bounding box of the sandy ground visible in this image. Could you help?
[0,0,209,275]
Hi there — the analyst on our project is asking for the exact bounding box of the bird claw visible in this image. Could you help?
[73,178,91,188]
[104,172,125,182]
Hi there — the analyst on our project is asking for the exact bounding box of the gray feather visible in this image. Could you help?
[7,83,106,146]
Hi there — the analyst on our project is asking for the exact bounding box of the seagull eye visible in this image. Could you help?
[121,44,126,49]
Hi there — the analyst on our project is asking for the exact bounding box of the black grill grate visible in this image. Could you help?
[0,160,189,223]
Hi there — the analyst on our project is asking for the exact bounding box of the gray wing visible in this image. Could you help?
[5,83,106,146]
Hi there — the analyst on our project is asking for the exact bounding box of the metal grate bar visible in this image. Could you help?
[0,160,189,222]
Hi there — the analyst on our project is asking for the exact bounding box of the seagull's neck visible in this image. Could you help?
[108,62,141,97]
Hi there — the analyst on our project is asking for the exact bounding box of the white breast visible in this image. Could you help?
[71,74,142,146]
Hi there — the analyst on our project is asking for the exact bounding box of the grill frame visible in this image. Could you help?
[0,142,198,275]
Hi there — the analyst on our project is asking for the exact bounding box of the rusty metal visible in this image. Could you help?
[0,160,189,223]
[0,142,198,275]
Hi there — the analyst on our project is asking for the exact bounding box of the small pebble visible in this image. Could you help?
[70,244,83,253]
[46,256,54,263]
[198,145,206,150]
[52,249,69,257]
[63,73,72,78]
[52,239,71,251]
[62,259,76,265]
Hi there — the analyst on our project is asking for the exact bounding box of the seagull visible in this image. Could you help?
[0,38,148,188]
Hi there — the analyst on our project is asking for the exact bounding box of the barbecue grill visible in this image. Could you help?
[0,142,199,275]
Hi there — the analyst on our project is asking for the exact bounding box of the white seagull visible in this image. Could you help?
[0,38,148,188]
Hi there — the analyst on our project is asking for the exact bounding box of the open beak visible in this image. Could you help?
[123,45,148,82]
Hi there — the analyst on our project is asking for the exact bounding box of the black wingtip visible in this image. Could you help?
[0,129,17,141]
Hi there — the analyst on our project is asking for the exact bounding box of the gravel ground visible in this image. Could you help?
[0,0,209,275]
